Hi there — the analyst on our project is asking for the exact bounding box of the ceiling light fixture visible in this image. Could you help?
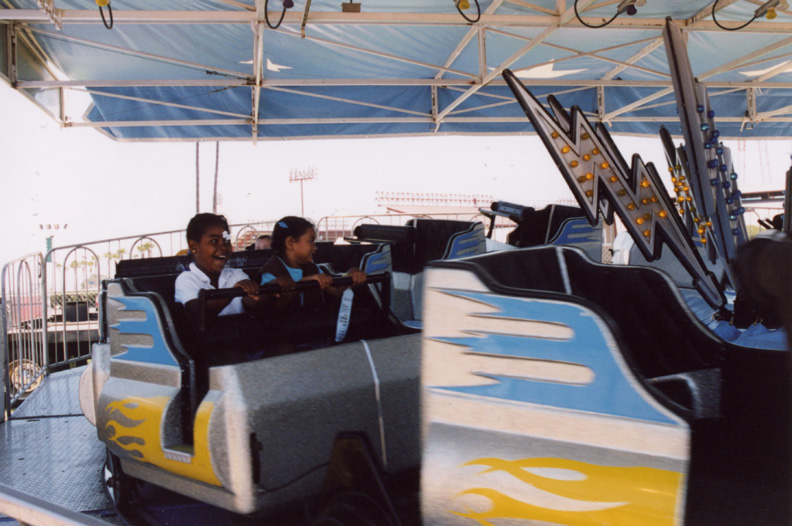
[713,0,787,31]
[454,0,480,24]
[574,0,647,29]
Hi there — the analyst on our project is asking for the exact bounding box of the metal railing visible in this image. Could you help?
[1,222,279,419]
[1,213,510,419]
[316,211,515,244]
[1,253,47,419]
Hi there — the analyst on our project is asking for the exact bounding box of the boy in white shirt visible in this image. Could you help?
[175,213,261,320]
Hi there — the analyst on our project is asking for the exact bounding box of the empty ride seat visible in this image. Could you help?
[560,248,722,378]
[313,243,392,275]
[506,204,586,247]
[407,219,486,269]
[350,226,417,274]
[435,245,723,420]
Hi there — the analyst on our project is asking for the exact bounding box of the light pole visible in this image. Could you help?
[40,223,68,262]
[289,167,317,216]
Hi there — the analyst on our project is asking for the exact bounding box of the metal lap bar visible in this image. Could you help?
[197,272,391,332]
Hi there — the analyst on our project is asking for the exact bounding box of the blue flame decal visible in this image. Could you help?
[432,290,676,425]
[361,246,392,274]
[110,296,179,367]
[445,225,486,259]
[550,218,600,245]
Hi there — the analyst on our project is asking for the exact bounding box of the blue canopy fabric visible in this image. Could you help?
[3,0,792,141]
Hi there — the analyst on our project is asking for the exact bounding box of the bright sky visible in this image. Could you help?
[1,81,790,266]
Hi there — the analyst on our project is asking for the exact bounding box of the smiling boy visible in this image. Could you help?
[175,213,261,321]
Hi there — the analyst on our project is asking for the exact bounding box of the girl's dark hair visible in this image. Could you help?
[271,216,314,253]
[186,213,230,243]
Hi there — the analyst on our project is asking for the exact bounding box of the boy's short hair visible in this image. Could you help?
[186,213,230,243]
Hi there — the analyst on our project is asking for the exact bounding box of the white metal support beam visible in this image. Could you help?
[437,0,601,122]
[28,27,252,79]
[35,0,61,30]
[603,30,792,122]
[252,0,266,141]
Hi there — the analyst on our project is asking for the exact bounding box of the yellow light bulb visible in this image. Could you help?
[618,190,627,196]
[636,217,644,225]
[592,148,600,155]
[585,190,593,197]
[459,0,471,10]
[570,160,579,168]
[640,179,650,188]
[627,203,636,210]
[578,175,588,183]
[600,162,609,169]
[701,237,708,244]
[96,0,109,5]
[551,131,559,138]
[562,145,571,154]
[659,211,667,218]
[585,172,594,180]
[610,175,618,183]
[767,7,777,19]
[582,132,590,140]
[583,154,591,161]
[643,229,651,237]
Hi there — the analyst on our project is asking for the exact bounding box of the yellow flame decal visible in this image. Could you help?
[105,396,221,486]
[453,457,682,526]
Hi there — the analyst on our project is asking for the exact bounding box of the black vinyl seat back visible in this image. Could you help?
[351,225,417,273]
[116,255,189,278]
[454,245,569,294]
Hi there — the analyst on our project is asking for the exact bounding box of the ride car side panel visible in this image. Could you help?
[421,264,690,525]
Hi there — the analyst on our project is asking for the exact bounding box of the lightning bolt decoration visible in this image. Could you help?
[502,69,725,308]
[663,20,747,288]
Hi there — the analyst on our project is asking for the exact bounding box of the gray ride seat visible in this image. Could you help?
[81,244,421,520]
[423,245,790,525]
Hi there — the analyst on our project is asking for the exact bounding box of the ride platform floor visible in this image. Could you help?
[0,366,121,524]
